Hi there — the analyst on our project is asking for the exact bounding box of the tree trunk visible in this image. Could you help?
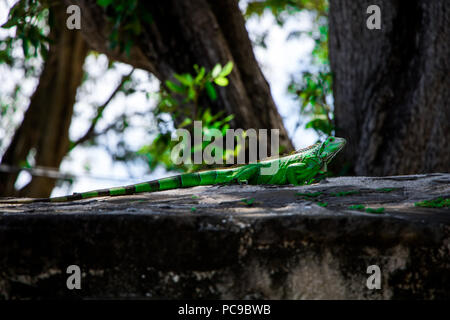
[0,4,89,197]
[65,0,294,153]
[329,0,449,175]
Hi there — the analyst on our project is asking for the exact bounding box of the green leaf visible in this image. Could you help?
[331,190,360,197]
[194,67,205,84]
[187,87,196,100]
[1,0,22,28]
[202,109,212,123]
[222,114,234,123]
[1,17,19,29]
[22,39,30,57]
[174,73,193,86]
[205,81,217,101]
[241,198,255,206]
[219,61,233,77]
[348,204,365,211]
[365,207,385,214]
[39,43,48,60]
[97,0,114,7]
[165,80,184,93]
[414,197,450,208]
[179,118,192,128]
[376,188,394,193]
[214,77,229,86]
[211,64,221,78]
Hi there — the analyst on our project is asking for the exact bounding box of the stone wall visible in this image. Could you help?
[0,174,449,299]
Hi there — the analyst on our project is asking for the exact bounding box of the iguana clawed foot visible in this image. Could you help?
[231,178,248,185]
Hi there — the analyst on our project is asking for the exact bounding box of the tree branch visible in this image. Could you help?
[71,68,135,150]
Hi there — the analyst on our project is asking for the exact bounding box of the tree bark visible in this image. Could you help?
[0,4,89,197]
[65,0,294,152]
[329,0,449,175]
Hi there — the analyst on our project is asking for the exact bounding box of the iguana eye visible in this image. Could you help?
[329,137,335,142]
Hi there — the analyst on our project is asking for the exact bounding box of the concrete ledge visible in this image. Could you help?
[0,173,449,299]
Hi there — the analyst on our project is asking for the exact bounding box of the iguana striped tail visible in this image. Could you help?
[0,169,236,204]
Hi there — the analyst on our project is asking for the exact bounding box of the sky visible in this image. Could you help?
[0,1,319,196]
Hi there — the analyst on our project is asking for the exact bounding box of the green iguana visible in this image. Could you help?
[2,136,346,203]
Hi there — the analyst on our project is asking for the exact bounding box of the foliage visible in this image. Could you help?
[348,204,365,211]
[0,0,49,155]
[414,197,450,208]
[138,62,238,173]
[245,0,332,139]
[0,1,238,180]
[288,71,333,137]
[244,0,328,24]
[0,85,20,153]
[331,190,360,197]
[365,207,385,214]
[240,198,255,206]
[0,0,49,64]
[96,0,153,56]
[348,205,385,214]
[288,17,332,139]
[160,62,233,114]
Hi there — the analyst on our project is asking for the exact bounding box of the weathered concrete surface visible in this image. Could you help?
[0,173,449,299]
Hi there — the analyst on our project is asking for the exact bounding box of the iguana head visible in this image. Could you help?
[317,136,346,165]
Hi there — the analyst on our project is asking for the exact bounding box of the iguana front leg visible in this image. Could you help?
[286,163,307,185]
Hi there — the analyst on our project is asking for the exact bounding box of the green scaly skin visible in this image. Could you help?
[2,137,346,204]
